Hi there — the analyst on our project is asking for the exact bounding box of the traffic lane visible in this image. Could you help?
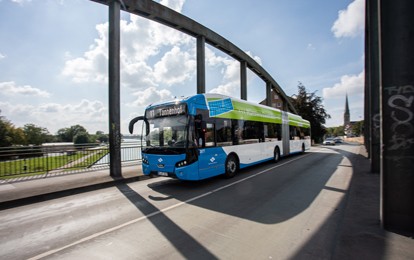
[40,146,352,259]
[0,159,269,259]
[145,147,344,224]
[0,176,193,260]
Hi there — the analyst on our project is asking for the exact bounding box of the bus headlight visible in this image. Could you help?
[176,160,187,167]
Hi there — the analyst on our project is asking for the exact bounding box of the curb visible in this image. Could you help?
[0,175,150,211]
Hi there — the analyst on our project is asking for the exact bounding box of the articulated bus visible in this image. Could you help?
[129,93,311,181]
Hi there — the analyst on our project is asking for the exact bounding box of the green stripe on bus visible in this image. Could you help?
[207,98,282,124]
[288,114,310,128]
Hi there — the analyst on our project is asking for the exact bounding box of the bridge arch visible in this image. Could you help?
[91,0,297,177]
[91,0,297,113]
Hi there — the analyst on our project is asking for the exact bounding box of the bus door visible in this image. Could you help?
[196,122,226,179]
[282,111,290,156]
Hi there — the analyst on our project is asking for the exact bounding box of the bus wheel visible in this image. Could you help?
[274,147,280,163]
[225,155,238,178]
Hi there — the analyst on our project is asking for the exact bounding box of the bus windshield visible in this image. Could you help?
[145,115,190,152]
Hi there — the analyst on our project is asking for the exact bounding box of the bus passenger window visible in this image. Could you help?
[205,123,215,147]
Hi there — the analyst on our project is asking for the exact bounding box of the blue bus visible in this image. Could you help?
[129,94,311,180]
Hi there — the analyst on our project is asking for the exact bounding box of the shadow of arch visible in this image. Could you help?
[288,146,386,259]
[146,150,344,225]
[116,183,218,259]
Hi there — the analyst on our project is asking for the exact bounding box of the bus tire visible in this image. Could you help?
[225,154,238,178]
[274,147,280,163]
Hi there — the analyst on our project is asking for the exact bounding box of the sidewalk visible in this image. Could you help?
[0,164,146,209]
[332,145,413,259]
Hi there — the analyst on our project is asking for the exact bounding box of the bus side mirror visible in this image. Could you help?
[129,116,149,135]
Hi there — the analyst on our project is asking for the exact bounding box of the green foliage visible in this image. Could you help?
[352,120,364,136]
[74,131,90,144]
[326,125,345,137]
[57,124,88,142]
[0,148,109,178]
[23,123,51,145]
[1,111,54,146]
[95,131,109,143]
[0,112,14,147]
[0,112,109,147]
[290,82,331,143]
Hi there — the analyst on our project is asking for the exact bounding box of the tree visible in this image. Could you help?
[0,111,14,147]
[12,128,27,145]
[326,125,345,137]
[95,131,109,143]
[23,124,51,145]
[74,132,91,144]
[290,82,331,143]
[57,125,88,142]
[352,120,364,136]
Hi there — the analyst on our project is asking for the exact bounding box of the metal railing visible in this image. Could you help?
[0,142,142,179]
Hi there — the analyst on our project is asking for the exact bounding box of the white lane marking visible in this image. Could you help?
[30,152,315,259]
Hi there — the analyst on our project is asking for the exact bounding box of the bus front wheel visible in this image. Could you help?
[225,155,238,178]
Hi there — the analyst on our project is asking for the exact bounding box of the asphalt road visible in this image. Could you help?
[0,145,359,259]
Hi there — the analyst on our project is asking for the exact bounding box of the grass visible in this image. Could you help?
[0,148,109,179]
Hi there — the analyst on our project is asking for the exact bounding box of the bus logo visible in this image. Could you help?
[210,157,216,163]
[158,158,163,163]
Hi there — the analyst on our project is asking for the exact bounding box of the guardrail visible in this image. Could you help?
[0,142,142,179]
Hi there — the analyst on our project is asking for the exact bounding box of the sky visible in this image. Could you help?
[0,0,365,135]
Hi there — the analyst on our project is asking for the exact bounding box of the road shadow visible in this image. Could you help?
[115,183,218,259]
[110,144,397,259]
[289,145,387,259]
[146,150,344,225]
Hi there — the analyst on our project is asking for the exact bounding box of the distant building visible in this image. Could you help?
[344,94,350,127]
[259,89,284,109]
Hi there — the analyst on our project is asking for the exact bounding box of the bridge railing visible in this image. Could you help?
[0,142,142,180]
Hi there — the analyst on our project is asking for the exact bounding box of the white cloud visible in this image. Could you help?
[307,43,316,51]
[210,82,240,97]
[207,48,264,97]
[205,46,240,96]
[62,13,193,89]
[0,99,107,134]
[61,23,108,83]
[322,70,364,98]
[245,51,262,66]
[0,52,5,60]
[128,87,173,107]
[153,46,196,86]
[0,81,51,97]
[10,0,32,5]
[158,0,186,12]
[332,0,365,38]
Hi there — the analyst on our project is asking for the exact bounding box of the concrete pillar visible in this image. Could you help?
[266,82,272,106]
[364,0,371,158]
[379,0,414,233]
[108,0,122,178]
[240,61,247,100]
[197,36,205,94]
[366,0,380,173]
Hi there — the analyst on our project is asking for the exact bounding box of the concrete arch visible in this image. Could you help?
[91,0,297,114]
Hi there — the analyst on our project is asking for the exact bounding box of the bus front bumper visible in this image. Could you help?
[142,162,200,181]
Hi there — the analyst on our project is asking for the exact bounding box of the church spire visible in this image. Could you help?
[344,93,350,127]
